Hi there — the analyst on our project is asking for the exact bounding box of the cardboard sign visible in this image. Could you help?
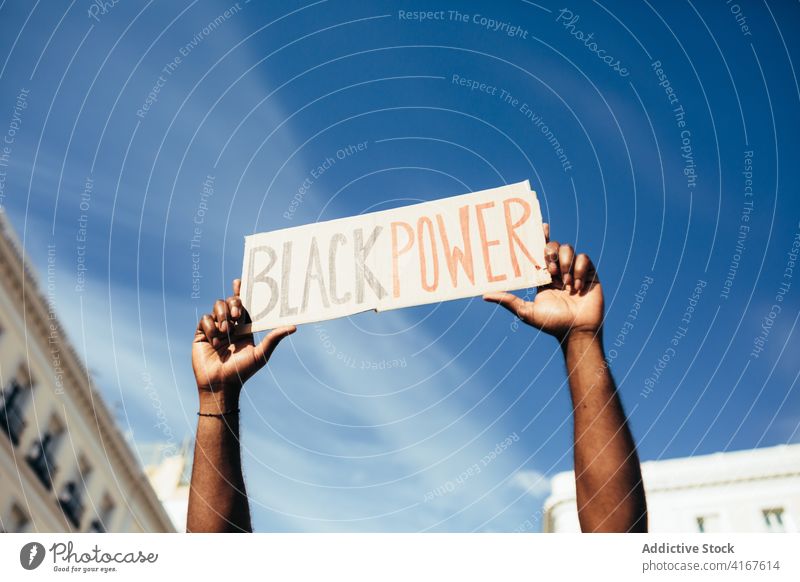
[240,180,550,332]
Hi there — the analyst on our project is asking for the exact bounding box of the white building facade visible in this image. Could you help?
[544,443,800,533]
[0,212,174,532]
[142,441,191,532]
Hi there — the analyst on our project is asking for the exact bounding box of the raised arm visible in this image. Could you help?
[188,278,295,532]
[484,226,647,532]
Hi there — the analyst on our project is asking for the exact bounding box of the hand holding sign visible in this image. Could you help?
[240,181,552,332]
[192,279,296,400]
[484,225,603,341]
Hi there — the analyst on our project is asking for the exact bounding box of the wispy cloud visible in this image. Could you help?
[509,469,551,498]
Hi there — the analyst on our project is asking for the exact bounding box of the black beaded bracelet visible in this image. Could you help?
[197,408,240,418]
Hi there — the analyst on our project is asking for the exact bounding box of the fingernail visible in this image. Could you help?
[212,337,220,349]
[231,306,240,318]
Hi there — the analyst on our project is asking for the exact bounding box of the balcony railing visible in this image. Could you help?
[25,438,57,490]
[0,404,26,445]
[0,382,26,445]
[59,482,84,528]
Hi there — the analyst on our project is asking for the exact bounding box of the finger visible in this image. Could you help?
[199,314,220,348]
[253,325,297,363]
[573,253,595,292]
[483,292,528,320]
[213,299,232,335]
[545,241,560,279]
[195,313,211,340]
[543,222,550,243]
[226,295,243,320]
[230,279,248,325]
[559,244,575,288]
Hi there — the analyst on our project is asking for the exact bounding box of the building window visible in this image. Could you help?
[59,455,92,529]
[88,494,115,533]
[763,508,786,533]
[25,415,63,490]
[2,503,30,533]
[0,378,30,445]
[58,482,84,528]
[696,514,721,533]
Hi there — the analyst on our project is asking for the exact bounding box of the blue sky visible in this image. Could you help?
[0,0,798,532]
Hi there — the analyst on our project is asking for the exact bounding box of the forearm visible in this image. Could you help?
[562,331,647,532]
[187,390,252,532]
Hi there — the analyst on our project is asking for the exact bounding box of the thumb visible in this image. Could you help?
[253,325,297,364]
[483,292,528,320]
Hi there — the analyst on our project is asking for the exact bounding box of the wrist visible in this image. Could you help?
[560,328,603,357]
[197,387,241,415]
[560,328,612,387]
[558,326,601,347]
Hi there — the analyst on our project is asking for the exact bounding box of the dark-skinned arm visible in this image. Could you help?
[485,224,647,532]
[562,330,647,532]
[187,279,295,532]
[188,389,251,533]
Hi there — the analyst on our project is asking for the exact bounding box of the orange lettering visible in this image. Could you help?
[391,221,414,297]
[417,216,439,292]
[503,197,540,276]
[437,207,474,287]
[476,202,506,283]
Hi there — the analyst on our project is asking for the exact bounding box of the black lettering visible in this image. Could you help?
[354,226,387,303]
[329,233,351,304]
[280,241,299,316]
[302,237,330,312]
[245,245,278,320]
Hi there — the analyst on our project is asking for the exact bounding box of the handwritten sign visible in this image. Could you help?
[240,180,550,332]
